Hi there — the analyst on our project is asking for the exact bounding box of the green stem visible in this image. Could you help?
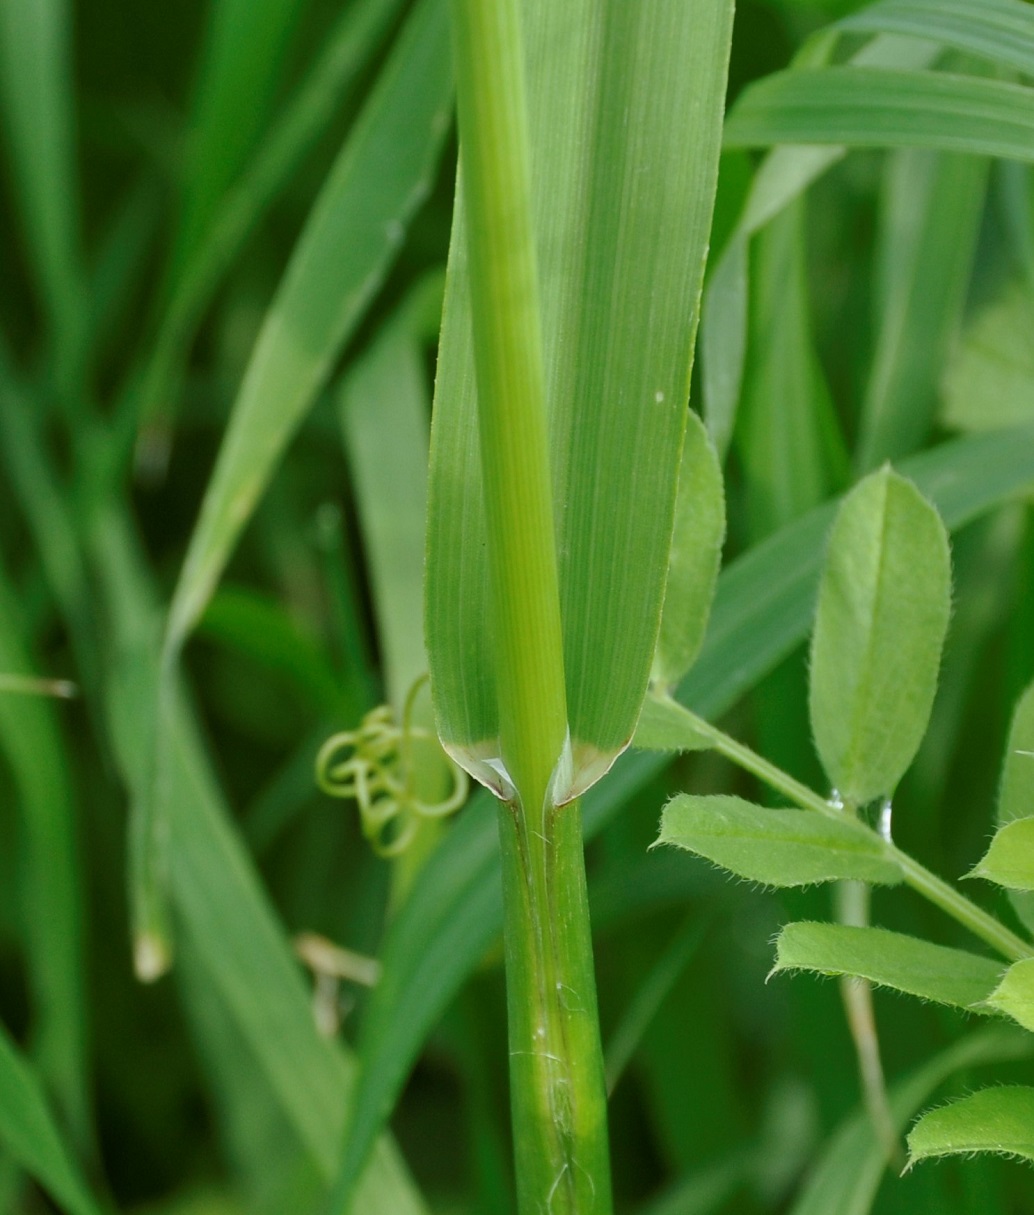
[499,798,612,1214]
[661,697,1033,963]
[451,0,612,1209]
[835,878,902,1171]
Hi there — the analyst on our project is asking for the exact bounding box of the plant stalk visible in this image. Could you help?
[451,0,612,1209]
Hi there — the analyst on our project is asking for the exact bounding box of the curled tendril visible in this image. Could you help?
[315,675,468,857]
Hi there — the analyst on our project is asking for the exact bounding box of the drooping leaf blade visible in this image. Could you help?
[724,68,1034,164]
[426,0,736,794]
[907,1086,1034,1168]
[809,466,952,806]
[91,506,428,1213]
[166,0,453,650]
[772,922,1004,1009]
[657,795,903,887]
[839,0,1034,78]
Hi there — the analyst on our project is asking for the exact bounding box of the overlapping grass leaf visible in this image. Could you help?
[426,0,735,794]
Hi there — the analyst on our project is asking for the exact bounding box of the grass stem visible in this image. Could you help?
[450,0,612,1207]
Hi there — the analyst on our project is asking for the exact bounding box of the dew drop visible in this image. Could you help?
[878,797,893,843]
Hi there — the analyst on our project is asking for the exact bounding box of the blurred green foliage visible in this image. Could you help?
[1,0,1034,1213]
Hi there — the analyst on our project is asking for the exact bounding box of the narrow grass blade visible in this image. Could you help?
[772,923,1004,1010]
[839,0,1034,77]
[333,427,1034,1204]
[859,147,986,469]
[427,0,736,793]
[791,1026,1031,1215]
[658,795,903,888]
[701,35,938,458]
[0,562,89,1146]
[338,276,456,898]
[177,942,321,1211]
[198,587,345,717]
[635,1154,745,1215]
[0,1022,102,1215]
[605,915,708,1094]
[339,279,440,709]
[737,197,847,533]
[168,0,306,283]
[132,0,409,453]
[724,68,1034,163]
[942,278,1034,432]
[89,507,428,1213]
[140,0,450,974]
[970,817,1034,891]
[166,0,452,650]
[809,468,952,806]
[0,0,84,384]
[907,1086,1034,1168]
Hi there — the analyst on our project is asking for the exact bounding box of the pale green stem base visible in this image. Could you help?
[835,879,903,1170]
[498,796,612,1215]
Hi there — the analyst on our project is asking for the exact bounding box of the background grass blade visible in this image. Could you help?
[166,0,452,649]
[426,0,736,791]
[858,147,986,469]
[90,505,428,1213]
[339,278,440,711]
[839,0,1034,77]
[0,1023,103,1215]
[701,34,939,457]
[0,0,84,388]
[724,68,1034,163]
[941,277,1034,432]
[131,0,410,453]
[167,0,307,285]
[736,198,847,533]
[0,565,89,1150]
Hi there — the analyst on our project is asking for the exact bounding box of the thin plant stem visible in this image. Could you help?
[450,0,612,1210]
[835,878,903,1171]
[657,695,1034,963]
